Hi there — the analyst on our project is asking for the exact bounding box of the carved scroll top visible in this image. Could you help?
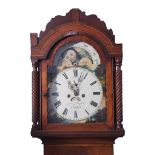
[39,9,115,42]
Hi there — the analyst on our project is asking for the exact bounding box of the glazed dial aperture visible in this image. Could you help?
[48,67,103,121]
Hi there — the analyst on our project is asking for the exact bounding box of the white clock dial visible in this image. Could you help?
[48,67,103,121]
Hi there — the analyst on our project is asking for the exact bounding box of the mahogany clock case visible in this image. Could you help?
[41,35,114,132]
[30,9,124,155]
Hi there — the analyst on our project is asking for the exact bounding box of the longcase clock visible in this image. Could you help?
[30,9,125,155]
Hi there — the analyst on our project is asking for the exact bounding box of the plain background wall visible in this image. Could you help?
[0,0,155,155]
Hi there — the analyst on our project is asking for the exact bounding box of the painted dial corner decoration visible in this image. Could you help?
[47,42,107,123]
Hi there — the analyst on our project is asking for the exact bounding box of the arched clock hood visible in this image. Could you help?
[30,9,124,155]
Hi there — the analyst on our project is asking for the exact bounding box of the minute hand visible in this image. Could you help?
[78,72,88,84]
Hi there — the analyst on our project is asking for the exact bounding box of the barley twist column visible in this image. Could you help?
[32,60,39,129]
[115,57,123,129]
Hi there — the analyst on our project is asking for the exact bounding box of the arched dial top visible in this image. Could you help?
[48,67,103,121]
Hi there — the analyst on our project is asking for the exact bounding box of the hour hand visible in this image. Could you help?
[68,81,78,93]
[74,81,78,87]
[73,81,79,96]
[68,81,74,90]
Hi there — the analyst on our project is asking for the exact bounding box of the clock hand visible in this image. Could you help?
[68,80,80,96]
[77,72,88,85]
[74,81,79,91]
[68,81,75,90]
[68,80,79,96]
[74,81,78,87]
[73,81,80,96]
[77,74,82,84]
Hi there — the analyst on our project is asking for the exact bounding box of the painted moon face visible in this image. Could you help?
[65,49,77,62]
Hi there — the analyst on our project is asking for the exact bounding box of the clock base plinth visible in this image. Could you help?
[43,138,114,155]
